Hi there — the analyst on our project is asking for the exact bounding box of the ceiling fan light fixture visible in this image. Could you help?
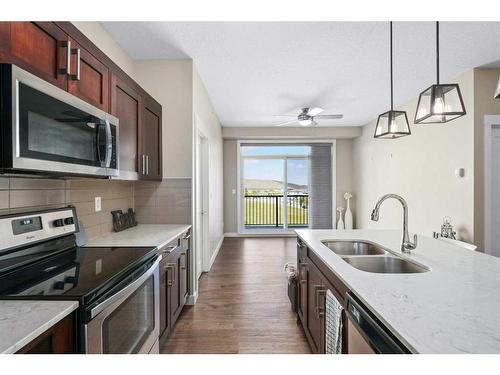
[415,22,466,124]
[374,21,411,139]
[298,119,312,126]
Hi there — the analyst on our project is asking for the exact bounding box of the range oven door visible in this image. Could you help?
[85,255,161,354]
[1,64,118,177]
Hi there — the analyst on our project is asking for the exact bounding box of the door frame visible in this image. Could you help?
[483,115,500,255]
[236,139,336,235]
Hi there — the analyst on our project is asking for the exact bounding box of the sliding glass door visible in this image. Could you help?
[240,145,310,232]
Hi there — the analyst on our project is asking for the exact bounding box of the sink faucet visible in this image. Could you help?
[371,194,417,254]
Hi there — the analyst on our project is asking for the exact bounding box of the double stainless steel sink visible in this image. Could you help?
[321,240,428,274]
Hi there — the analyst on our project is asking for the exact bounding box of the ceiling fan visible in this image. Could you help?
[274,107,343,127]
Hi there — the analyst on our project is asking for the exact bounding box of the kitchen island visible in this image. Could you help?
[295,229,500,354]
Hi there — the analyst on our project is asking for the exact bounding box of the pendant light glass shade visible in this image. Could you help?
[374,21,411,139]
[415,83,466,123]
[415,22,466,124]
[495,75,500,99]
[374,110,411,139]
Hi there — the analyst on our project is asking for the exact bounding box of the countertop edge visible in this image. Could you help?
[2,301,79,354]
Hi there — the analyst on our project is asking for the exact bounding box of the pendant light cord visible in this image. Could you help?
[390,21,393,110]
[436,21,440,84]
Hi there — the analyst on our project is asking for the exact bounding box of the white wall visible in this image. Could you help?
[133,60,194,178]
[193,65,224,265]
[353,70,475,243]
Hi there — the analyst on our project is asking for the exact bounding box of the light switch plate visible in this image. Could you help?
[95,196,102,212]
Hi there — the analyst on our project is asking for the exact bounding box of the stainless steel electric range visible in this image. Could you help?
[0,206,161,354]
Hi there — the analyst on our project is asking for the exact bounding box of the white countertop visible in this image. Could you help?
[0,300,78,354]
[85,224,191,249]
[295,229,500,354]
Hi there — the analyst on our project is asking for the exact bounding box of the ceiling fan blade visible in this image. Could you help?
[307,107,324,116]
[275,120,298,127]
[272,114,297,117]
[314,114,344,120]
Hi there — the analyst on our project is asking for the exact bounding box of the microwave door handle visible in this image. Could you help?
[104,119,112,168]
[95,121,105,167]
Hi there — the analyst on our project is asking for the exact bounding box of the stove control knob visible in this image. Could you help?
[53,281,65,290]
[64,217,75,225]
[53,219,65,227]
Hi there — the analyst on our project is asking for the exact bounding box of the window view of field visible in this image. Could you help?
[242,147,310,229]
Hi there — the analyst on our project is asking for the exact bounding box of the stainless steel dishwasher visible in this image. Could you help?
[346,293,411,354]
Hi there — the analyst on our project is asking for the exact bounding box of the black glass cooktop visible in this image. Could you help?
[0,235,156,305]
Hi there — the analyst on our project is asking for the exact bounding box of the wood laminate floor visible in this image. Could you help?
[161,237,311,354]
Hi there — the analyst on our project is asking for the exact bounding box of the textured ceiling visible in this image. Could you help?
[102,22,500,127]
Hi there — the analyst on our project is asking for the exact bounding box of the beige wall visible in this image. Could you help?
[353,70,475,243]
[222,138,355,234]
[222,126,361,139]
[473,68,500,250]
[133,60,194,179]
[193,66,224,261]
[0,177,134,240]
[73,22,135,78]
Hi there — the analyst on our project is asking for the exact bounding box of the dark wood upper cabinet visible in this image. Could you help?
[139,95,162,180]
[9,22,68,89]
[110,73,141,177]
[67,38,109,111]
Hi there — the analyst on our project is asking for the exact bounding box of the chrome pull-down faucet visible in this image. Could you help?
[371,194,417,254]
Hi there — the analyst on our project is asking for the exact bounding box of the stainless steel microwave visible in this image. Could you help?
[0,64,119,177]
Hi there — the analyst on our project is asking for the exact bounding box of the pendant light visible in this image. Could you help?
[374,22,411,139]
[415,22,466,123]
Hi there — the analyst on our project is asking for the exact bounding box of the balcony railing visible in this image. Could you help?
[244,194,309,228]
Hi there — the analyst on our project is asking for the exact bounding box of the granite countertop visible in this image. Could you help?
[295,229,500,354]
[0,300,79,354]
[85,224,191,249]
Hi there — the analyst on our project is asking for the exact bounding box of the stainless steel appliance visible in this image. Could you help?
[346,292,410,354]
[0,207,160,354]
[0,64,119,177]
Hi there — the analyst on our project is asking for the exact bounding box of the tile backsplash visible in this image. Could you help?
[0,176,192,240]
[135,178,191,224]
[0,177,134,240]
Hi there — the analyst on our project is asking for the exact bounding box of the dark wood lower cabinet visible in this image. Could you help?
[297,239,349,354]
[159,229,191,342]
[16,313,75,354]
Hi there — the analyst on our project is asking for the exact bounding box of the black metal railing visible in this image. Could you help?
[244,194,309,228]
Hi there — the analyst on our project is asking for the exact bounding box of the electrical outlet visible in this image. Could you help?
[95,196,102,212]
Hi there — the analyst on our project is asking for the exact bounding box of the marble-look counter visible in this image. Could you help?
[85,224,191,249]
[0,300,78,353]
[295,229,500,354]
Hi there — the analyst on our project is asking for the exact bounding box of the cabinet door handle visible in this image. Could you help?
[166,263,176,286]
[61,40,71,75]
[183,232,191,240]
[180,252,187,270]
[70,48,81,81]
[299,263,308,284]
[142,154,146,175]
[146,155,149,175]
[316,287,327,318]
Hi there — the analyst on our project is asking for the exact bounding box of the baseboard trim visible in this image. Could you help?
[186,291,198,305]
[205,234,224,271]
[224,232,297,238]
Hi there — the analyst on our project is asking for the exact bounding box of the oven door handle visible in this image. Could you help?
[104,119,112,168]
[89,255,161,319]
